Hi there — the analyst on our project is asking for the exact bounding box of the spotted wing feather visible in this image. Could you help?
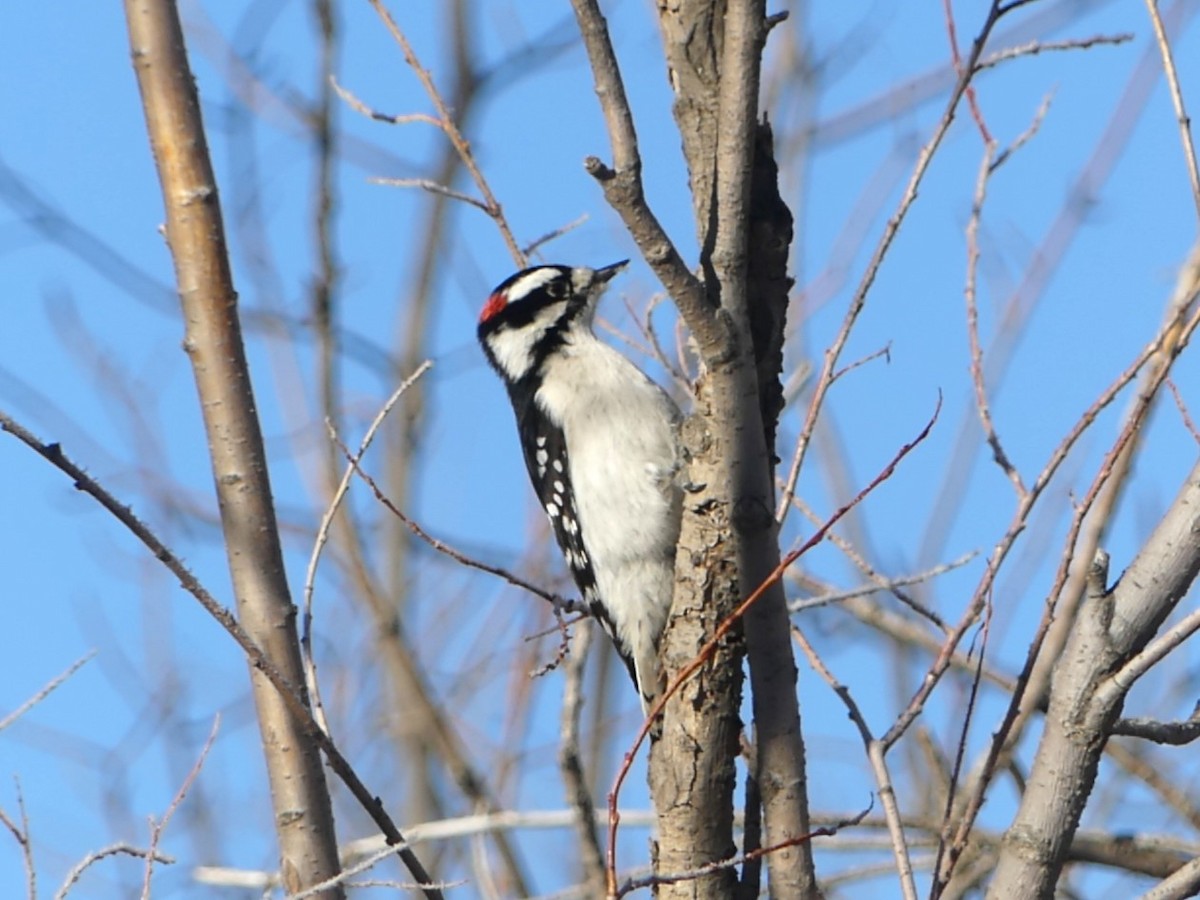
[515,404,636,683]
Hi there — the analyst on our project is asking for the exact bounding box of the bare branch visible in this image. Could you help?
[371,177,491,213]
[141,716,220,899]
[56,844,174,900]
[558,626,606,896]
[365,0,525,265]
[788,553,977,613]
[0,411,441,899]
[329,426,578,614]
[567,0,718,355]
[0,785,35,900]
[988,458,1200,895]
[942,0,993,143]
[1135,855,1200,900]
[523,213,591,259]
[777,3,1006,526]
[0,653,95,732]
[303,361,433,732]
[1143,0,1200,224]
[1167,377,1200,443]
[1103,605,1200,699]
[530,605,574,679]
[793,627,918,900]
[122,0,347,892]
[1113,703,1200,746]
[964,145,1022,501]
[330,76,441,127]
[977,33,1134,71]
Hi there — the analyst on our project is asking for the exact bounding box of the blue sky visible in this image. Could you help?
[3,1,1199,897]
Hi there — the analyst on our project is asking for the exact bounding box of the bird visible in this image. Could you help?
[477,261,682,707]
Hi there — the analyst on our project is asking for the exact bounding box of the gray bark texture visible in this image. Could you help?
[986,459,1200,899]
[648,2,818,897]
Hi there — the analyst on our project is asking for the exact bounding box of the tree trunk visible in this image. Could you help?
[124,1,344,894]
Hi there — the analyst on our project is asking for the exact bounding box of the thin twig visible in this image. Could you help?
[976,33,1134,71]
[330,76,442,127]
[966,143,1026,498]
[287,845,463,900]
[371,177,491,213]
[0,652,95,732]
[1113,702,1200,745]
[627,292,692,396]
[141,715,220,899]
[787,494,952,632]
[1167,377,1200,443]
[329,429,578,614]
[530,605,573,678]
[616,807,870,898]
[1103,605,1200,699]
[777,3,1006,526]
[522,213,591,259]
[0,410,443,900]
[943,0,992,143]
[793,627,917,900]
[366,0,525,265]
[56,844,174,900]
[831,343,892,383]
[788,553,977,612]
[302,361,433,733]
[931,590,994,892]
[990,91,1052,173]
[0,783,35,900]
[918,3,1200,575]
[1144,0,1200,224]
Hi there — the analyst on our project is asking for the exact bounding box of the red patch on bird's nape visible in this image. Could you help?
[480,290,507,324]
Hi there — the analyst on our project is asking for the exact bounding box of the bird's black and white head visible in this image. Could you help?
[477,261,628,384]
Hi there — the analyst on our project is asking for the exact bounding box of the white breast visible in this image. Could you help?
[536,334,680,568]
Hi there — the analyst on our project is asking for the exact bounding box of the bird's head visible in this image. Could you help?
[477,261,627,382]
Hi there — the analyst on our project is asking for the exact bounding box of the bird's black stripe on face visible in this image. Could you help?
[477,267,594,390]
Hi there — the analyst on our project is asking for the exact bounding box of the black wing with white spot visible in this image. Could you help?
[515,407,595,599]
[515,404,636,682]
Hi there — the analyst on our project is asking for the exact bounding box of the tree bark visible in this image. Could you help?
[123,1,344,895]
[656,3,817,897]
[987,460,1200,898]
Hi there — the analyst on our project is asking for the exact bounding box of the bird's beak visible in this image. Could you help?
[595,259,629,284]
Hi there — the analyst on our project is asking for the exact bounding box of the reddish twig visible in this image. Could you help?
[943,0,993,143]
[1167,377,1200,443]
